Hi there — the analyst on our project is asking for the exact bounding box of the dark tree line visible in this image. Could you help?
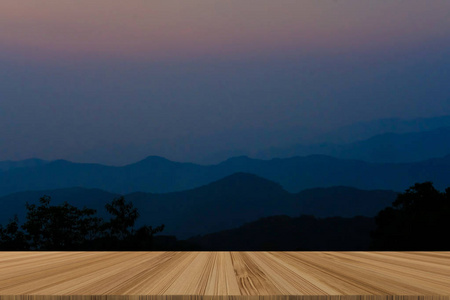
[371,182,450,250]
[0,196,164,250]
[1,181,449,251]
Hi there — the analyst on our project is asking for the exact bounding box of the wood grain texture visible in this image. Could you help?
[0,252,449,300]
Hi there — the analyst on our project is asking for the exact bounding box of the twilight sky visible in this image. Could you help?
[1,0,450,164]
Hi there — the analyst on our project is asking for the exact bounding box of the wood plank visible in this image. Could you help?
[0,252,448,300]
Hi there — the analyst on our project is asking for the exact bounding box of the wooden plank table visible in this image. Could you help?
[0,252,449,300]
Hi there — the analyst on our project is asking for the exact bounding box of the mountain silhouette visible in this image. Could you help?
[255,127,450,163]
[295,186,397,217]
[314,115,450,144]
[0,173,396,239]
[0,154,450,196]
[126,173,293,238]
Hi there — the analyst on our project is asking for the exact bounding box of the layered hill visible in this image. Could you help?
[314,115,450,144]
[0,173,396,239]
[0,154,449,196]
[255,127,450,163]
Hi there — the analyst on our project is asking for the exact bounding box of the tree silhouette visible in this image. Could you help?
[0,215,28,250]
[371,182,450,250]
[100,196,165,250]
[104,196,139,241]
[128,224,165,250]
[0,195,165,250]
[22,195,100,250]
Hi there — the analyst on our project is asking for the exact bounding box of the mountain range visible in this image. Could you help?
[312,115,450,144]
[0,173,396,239]
[1,154,450,197]
[254,127,450,163]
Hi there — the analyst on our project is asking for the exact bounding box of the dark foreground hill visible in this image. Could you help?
[0,173,396,239]
[294,186,397,217]
[187,215,376,250]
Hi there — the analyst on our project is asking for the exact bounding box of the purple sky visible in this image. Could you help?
[1,1,450,164]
